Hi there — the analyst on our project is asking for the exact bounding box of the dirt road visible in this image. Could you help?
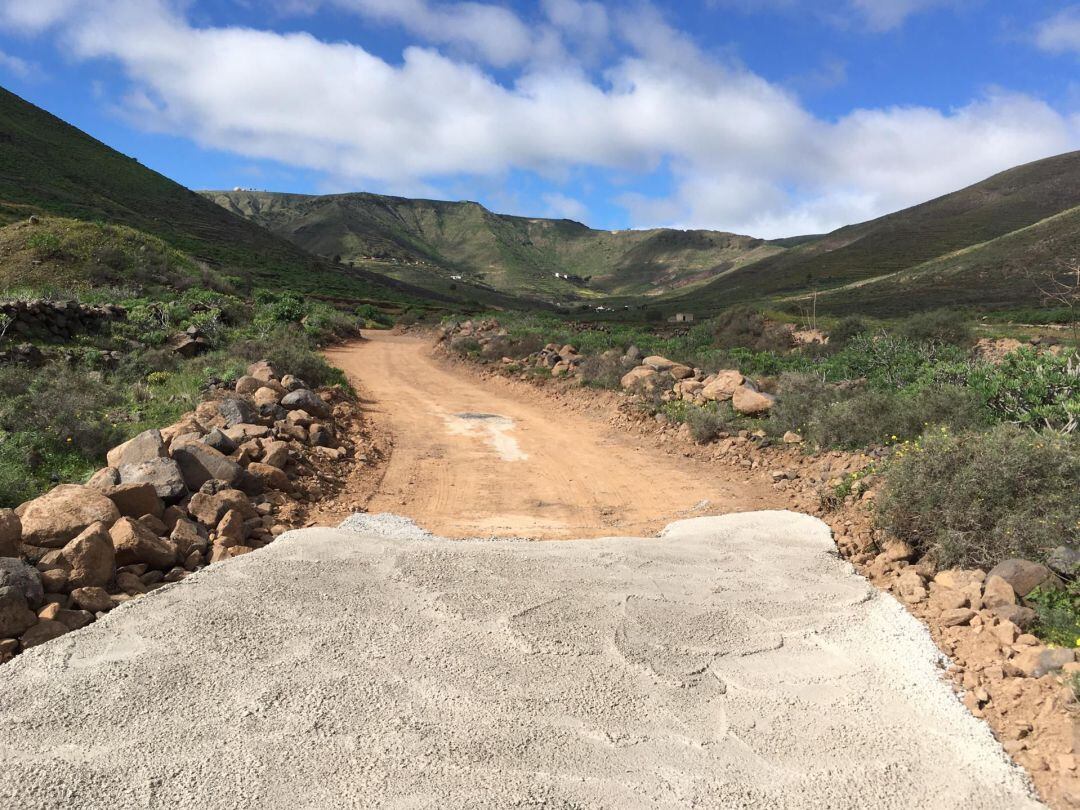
[325,331,780,538]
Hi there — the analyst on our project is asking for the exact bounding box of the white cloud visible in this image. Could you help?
[1034,5,1080,55]
[0,47,30,76]
[707,0,955,30]
[0,0,77,33]
[541,192,589,221]
[0,0,1076,238]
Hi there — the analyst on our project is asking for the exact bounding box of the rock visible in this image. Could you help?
[986,559,1057,598]
[69,586,113,613]
[160,416,205,446]
[732,384,775,415]
[187,489,256,527]
[216,509,246,546]
[166,332,208,357]
[940,608,976,627]
[701,370,744,402]
[106,429,167,469]
[235,376,262,395]
[929,586,968,611]
[51,608,94,631]
[668,364,694,380]
[280,374,306,392]
[253,387,281,408]
[1009,647,1076,678]
[0,509,20,557]
[16,484,120,548]
[39,568,68,592]
[247,462,290,491]
[109,517,178,570]
[103,483,164,520]
[782,431,803,444]
[171,441,243,491]
[20,619,68,648]
[247,360,278,382]
[281,389,329,418]
[642,355,676,372]
[218,398,258,429]
[86,467,121,490]
[989,604,1037,629]
[203,428,238,455]
[171,521,208,559]
[261,441,290,469]
[119,458,188,502]
[620,366,659,390]
[309,424,334,448]
[0,558,45,608]
[933,569,985,591]
[981,575,1016,609]
[1047,546,1080,579]
[884,540,915,562]
[61,522,115,589]
[116,571,146,595]
[223,424,270,442]
[0,587,38,637]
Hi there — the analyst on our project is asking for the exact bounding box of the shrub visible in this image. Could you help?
[1026,583,1080,648]
[828,316,868,346]
[969,349,1080,433]
[768,372,842,437]
[713,305,791,352]
[229,326,346,388]
[896,308,974,347]
[578,351,631,389]
[685,404,728,443]
[877,424,1080,569]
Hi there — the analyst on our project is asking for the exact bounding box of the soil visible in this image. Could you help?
[323,331,784,539]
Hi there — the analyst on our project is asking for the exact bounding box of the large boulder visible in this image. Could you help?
[118,458,188,503]
[218,398,258,429]
[170,518,208,558]
[16,485,120,548]
[253,387,281,409]
[109,517,178,570]
[0,509,20,557]
[246,462,290,491]
[642,356,675,372]
[986,559,1057,598]
[171,441,243,491]
[106,429,167,469]
[247,360,278,382]
[281,389,329,418]
[0,587,38,638]
[620,367,659,390]
[732,384,775,416]
[701,370,744,402]
[187,489,257,528]
[61,522,115,589]
[20,618,69,648]
[1047,546,1080,579]
[70,586,113,613]
[102,483,164,519]
[0,558,44,608]
[234,376,262,395]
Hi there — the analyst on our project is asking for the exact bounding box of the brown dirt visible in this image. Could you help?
[323,331,783,539]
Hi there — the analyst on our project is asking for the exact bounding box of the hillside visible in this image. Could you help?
[665,150,1080,315]
[0,87,450,304]
[202,190,783,299]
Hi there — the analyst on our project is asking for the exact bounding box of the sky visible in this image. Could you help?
[0,1,1078,238]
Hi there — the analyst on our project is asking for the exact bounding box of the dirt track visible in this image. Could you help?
[325,331,781,538]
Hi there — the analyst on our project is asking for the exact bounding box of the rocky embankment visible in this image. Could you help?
[0,360,363,664]
[438,318,1080,809]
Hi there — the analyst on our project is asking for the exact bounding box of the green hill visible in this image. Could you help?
[664,150,1080,316]
[202,190,783,300]
[0,86,451,304]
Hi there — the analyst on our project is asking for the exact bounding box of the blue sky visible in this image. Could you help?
[0,0,1078,237]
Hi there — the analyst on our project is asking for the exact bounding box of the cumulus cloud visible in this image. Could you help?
[542,192,590,221]
[1034,5,1080,55]
[0,47,29,76]
[707,0,955,30]
[0,0,1076,237]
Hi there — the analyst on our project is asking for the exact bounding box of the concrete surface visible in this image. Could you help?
[0,511,1041,809]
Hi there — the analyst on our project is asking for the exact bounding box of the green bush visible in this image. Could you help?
[578,351,631,389]
[1026,583,1080,648]
[969,349,1080,432]
[685,403,728,443]
[229,327,346,388]
[713,305,792,352]
[896,309,974,347]
[768,372,842,437]
[828,316,868,346]
[877,424,1080,569]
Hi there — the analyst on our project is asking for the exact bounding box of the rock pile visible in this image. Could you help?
[0,299,125,341]
[619,353,775,415]
[0,359,357,664]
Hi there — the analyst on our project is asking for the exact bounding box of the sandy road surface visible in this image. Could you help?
[325,332,780,538]
[0,512,1040,808]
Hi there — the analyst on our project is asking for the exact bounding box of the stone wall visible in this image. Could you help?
[0,300,126,342]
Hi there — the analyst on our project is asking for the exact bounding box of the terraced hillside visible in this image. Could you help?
[0,88,444,304]
[202,190,782,299]
[665,150,1080,315]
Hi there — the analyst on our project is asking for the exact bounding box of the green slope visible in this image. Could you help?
[665,150,1080,315]
[202,190,783,300]
[0,86,450,304]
